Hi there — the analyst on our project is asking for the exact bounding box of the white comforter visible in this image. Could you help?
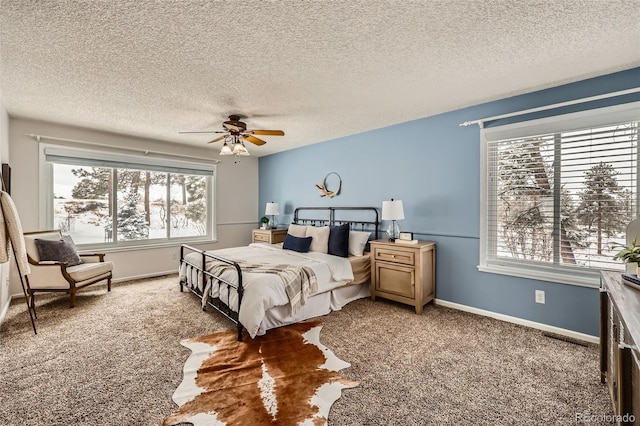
[179,243,354,337]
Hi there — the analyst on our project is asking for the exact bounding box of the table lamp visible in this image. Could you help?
[265,202,279,229]
[382,199,404,241]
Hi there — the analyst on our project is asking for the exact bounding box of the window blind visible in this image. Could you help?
[481,101,640,285]
[44,146,215,176]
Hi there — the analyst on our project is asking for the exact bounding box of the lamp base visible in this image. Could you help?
[386,220,400,242]
[269,216,278,229]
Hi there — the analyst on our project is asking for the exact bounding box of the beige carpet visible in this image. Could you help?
[0,274,613,425]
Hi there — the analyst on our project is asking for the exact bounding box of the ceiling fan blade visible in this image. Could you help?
[249,130,285,136]
[179,130,227,134]
[242,134,267,146]
[207,135,227,144]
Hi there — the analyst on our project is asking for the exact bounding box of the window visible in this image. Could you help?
[480,102,640,286]
[42,145,215,248]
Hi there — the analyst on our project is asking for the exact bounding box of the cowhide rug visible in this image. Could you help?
[163,320,358,426]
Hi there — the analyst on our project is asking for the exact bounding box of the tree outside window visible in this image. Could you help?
[53,164,210,245]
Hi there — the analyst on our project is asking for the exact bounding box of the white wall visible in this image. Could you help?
[0,93,10,322]
[8,117,259,296]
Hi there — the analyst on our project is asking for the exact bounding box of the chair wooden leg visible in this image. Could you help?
[107,278,111,292]
[69,290,76,308]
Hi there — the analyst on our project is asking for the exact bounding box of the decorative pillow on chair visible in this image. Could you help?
[328,223,350,257]
[306,226,330,254]
[349,231,371,256]
[35,235,83,266]
[282,234,313,253]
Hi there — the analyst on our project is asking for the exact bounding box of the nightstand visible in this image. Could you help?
[251,228,288,244]
[369,239,436,314]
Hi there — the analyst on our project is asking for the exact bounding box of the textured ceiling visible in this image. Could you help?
[1,1,639,157]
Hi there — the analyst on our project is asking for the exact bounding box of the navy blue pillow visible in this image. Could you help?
[283,234,313,253]
[328,223,350,257]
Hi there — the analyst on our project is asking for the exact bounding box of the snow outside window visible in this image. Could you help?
[41,145,215,248]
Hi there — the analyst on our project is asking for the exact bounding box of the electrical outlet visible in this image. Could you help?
[535,290,545,304]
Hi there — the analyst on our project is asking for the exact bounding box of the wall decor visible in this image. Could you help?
[315,172,342,198]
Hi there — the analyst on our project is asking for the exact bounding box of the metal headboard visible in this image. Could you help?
[292,206,379,239]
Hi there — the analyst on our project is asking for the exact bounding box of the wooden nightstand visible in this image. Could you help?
[251,228,288,244]
[369,239,436,314]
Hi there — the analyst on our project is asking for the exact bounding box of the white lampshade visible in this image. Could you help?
[219,142,233,156]
[382,199,404,220]
[265,202,279,216]
[232,141,250,156]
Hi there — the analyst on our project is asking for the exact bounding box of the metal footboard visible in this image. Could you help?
[179,244,244,341]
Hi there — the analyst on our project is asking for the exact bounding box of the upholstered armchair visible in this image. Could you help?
[23,230,113,309]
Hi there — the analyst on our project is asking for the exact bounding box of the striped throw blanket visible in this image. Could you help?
[202,262,318,315]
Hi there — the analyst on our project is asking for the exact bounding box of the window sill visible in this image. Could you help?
[477,264,601,288]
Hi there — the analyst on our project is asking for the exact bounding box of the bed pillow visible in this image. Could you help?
[35,235,83,266]
[287,224,308,238]
[349,231,371,256]
[328,223,350,258]
[282,234,313,253]
[306,226,330,254]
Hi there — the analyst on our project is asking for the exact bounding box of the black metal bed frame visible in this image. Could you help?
[293,206,380,238]
[179,206,379,341]
[179,245,244,340]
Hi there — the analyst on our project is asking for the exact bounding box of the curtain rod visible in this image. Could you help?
[459,87,640,127]
[24,133,221,164]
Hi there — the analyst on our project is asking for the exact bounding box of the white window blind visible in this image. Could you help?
[480,102,640,286]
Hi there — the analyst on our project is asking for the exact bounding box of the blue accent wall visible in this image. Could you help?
[259,67,640,336]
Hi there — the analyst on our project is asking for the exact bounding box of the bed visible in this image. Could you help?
[179,206,379,340]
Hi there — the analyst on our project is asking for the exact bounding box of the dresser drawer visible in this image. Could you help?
[253,233,270,242]
[374,247,415,266]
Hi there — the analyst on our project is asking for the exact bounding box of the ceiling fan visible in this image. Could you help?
[179,115,284,156]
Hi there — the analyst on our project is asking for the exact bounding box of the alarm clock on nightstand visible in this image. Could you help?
[398,232,413,241]
[396,232,418,244]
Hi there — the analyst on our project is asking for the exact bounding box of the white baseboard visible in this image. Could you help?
[435,299,599,344]
[111,270,177,284]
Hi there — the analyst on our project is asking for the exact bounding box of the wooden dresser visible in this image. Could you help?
[600,270,640,424]
[251,228,287,244]
[369,239,436,314]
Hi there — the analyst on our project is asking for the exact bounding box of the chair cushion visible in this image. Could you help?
[67,261,113,282]
[35,235,83,266]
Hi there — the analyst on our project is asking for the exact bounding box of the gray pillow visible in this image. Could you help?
[35,235,83,266]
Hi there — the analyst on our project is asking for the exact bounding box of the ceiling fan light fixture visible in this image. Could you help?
[233,141,250,156]
[219,141,233,156]
[180,115,283,156]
